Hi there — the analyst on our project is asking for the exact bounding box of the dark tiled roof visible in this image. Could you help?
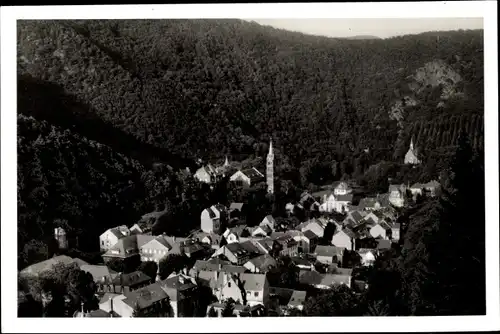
[122,282,168,309]
[359,198,378,209]
[335,194,353,202]
[240,240,265,255]
[247,254,277,271]
[303,229,320,240]
[112,271,151,287]
[240,168,265,183]
[377,239,392,250]
[314,245,344,257]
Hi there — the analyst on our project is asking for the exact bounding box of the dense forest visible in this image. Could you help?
[17,20,484,271]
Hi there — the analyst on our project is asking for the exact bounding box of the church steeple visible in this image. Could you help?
[409,137,414,151]
[266,138,274,194]
[224,156,229,167]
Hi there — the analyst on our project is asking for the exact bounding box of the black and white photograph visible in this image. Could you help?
[1,2,498,333]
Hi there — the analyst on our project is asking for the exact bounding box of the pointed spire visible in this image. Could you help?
[224,156,229,167]
[269,138,273,155]
[410,137,414,151]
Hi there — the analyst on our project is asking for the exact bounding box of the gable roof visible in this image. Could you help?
[239,168,265,182]
[358,197,378,210]
[105,225,130,239]
[225,243,251,258]
[103,235,140,258]
[314,245,345,257]
[240,240,266,255]
[229,202,245,211]
[261,215,276,227]
[122,282,169,309]
[80,265,118,284]
[335,194,353,202]
[240,273,266,291]
[113,271,151,287]
[288,290,307,307]
[377,239,392,250]
[20,255,84,276]
[342,228,357,239]
[303,229,320,240]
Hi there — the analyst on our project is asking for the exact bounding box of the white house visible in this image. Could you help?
[358,249,377,266]
[194,164,217,184]
[331,229,356,251]
[260,215,276,231]
[230,168,264,187]
[99,226,131,252]
[297,219,325,238]
[388,185,405,208]
[369,223,389,240]
[201,204,229,234]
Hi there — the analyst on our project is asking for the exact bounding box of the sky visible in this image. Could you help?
[247,18,484,39]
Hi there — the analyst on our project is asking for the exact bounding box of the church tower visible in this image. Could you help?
[266,138,274,194]
[404,137,421,165]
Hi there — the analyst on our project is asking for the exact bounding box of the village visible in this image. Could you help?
[19,139,441,318]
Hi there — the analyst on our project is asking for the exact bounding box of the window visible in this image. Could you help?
[228,282,231,288]
[254,292,259,297]
[101,241,104,246]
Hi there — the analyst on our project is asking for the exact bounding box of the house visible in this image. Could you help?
[244,254,277,273]
[260,215,276,231]
[358,197,382,211]
[318,192,354,213]
[207,302,266,317]
[251,225,272,237]
[194,164,218,184]
[211,243,251,265]
[404,138,421,165]
[343,210,367,227]
[298,270,351,289]
[230,168,265,187]
[290,256,315,271]
[239,240,266,257]
[409,183,424,196]
[200,204,229,234]
[253,238,274,254]
[285,230,311,254]
[314,245,345,265]
[333,181,352,196]
[229,202,245,218]
[240,273,270,307]
[303,230,319,254]
[99,225,131,252]
[108,271,152,295]
[391,223,401,242]
[331,229,356,250]
[299,192,321,211]
[357,248,377,266]
[196,232,223,250]
[423,180,441,197]
[80,265,119,293]
[369,222,390,240]
[269,287,307,315]
[102,234,154,264]
[19,255,89,278]
[273,235,299,257]
[296,219,325,238]
[139,235,176,263]
[158,274,198,317]
[223,225,249,244]
[377,239,392,251]
[388,185,406,208]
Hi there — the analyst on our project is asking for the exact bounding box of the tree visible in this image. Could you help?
[221,298,236,317]
[267,256,299,288]
[158,254,190,280]
[321,223,336,245]
[207,306,218,317]
[138,261,158,281]
[303,285,361,316]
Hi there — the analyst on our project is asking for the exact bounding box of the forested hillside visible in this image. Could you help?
[17,19,484,268]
